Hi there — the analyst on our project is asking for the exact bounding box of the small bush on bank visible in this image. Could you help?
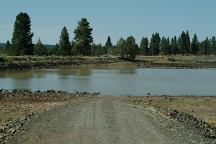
[168,57,176,62]
[0,56,12,64]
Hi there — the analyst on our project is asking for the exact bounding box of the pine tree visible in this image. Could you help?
[179,31,187,55]
[74,18,93,55]
[59,27,71,56]
[150,33,160,55]
[34,39,46,56]
[116,38,126,58]
[191,34,199,55]
[200,38,211,55]
[104,36,113,55]
[171,36,178,55]
[211,36,216,55]
[11,12,33,55]
[185,31,191,54]
[160,37,167,55]
[125,36,138,60]
[160,37,171,55]
[140,37,149,55]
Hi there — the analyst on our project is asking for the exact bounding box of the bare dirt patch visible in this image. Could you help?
[0,90,96,143]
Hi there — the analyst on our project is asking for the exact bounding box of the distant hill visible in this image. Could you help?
[0,43,55,49]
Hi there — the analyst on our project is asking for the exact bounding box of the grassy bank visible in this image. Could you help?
[136,55,216,68]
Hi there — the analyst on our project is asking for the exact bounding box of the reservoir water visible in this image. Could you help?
[0,66,215,96]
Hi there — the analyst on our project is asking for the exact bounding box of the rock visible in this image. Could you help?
[0,134,4,140]
[24,117,30,122]
[0,126,6,133]
[8,128,16,135]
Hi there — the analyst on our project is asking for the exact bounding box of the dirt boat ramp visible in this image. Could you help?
[9,97,215,144]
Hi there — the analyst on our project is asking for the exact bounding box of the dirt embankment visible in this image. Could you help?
[0,89,97,144]
[0,56,122,71]
[135,55,216,69]
[1,56,216,71]
[130,96,216,139]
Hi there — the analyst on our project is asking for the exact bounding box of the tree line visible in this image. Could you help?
[4,12,93,57]
[2,12,216,61]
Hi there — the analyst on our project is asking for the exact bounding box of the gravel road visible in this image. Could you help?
[9,97,213,144]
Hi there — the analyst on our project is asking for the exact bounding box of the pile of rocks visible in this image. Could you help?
[166,109,216,139]
[0,112,38,144]
[0,89,96,102]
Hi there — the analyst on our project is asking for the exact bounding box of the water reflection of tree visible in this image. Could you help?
[0,71,33,80]
[57,68,91,77]
[0,70,49,80]
[119,68,136,74]
[78,69,91,76]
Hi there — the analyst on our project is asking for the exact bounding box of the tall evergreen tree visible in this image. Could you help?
[200,38,211,55]
[160,37,167,55]
[125,36,138,60]
[211,36,216,55]
[140,37,149,55]
[185,31,191,54]
[11,12,33,55]
[179,31,187,55]
[160,37,171,55]
[191,34,199,55]
[34,39,46,56]
[171,36,178,55]
[104,36,113,55]
[74,18,93,55]
[116,38,126,58]
[59,27,71,56]
[150,33,160,55]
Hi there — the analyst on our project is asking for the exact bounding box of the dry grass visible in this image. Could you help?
[0,101,67,126]
[0,91,85,126]
[137,55,216,63]
[132,96,216,127]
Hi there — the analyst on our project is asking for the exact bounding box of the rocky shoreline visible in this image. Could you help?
[0,112,39,144]
[166,109,216,139]
[0,89,98,144]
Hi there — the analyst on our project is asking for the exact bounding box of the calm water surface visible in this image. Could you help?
[0,66,215,96]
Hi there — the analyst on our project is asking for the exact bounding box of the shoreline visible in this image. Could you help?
[0,56,216,71]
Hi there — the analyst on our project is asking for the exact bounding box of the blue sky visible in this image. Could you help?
[0,0,216,45]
